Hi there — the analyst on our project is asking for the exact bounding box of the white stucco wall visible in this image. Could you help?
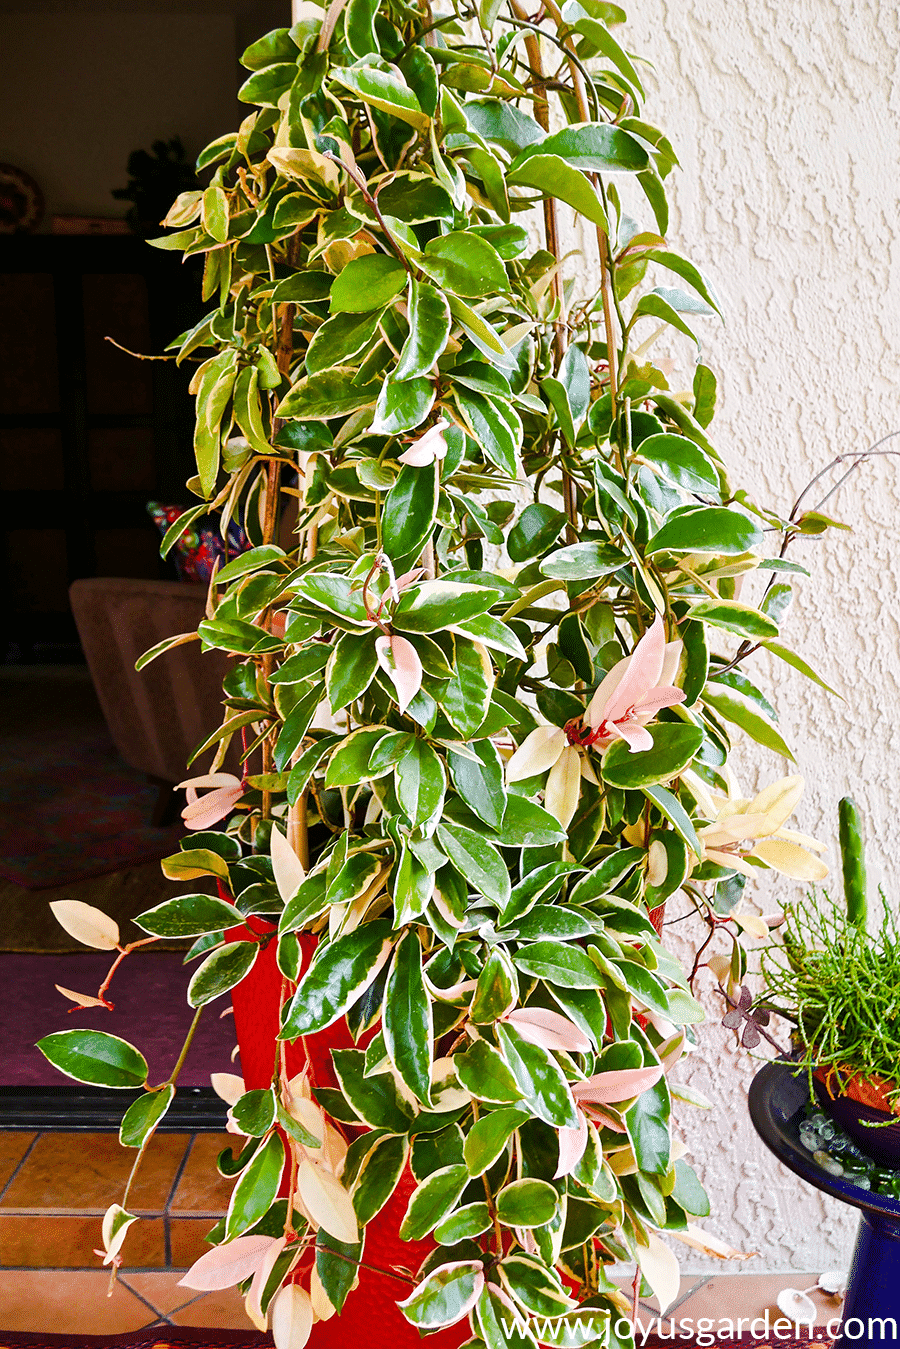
[597,0,900,1273]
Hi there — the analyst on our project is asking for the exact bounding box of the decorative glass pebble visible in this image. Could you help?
[797,1103,900,1195]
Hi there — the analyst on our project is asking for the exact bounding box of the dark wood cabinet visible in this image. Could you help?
[0,236,203,658]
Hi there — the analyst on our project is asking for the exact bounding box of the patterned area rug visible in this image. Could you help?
[0,673,182,890]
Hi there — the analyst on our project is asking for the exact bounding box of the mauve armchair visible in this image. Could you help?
[69,577,233,824]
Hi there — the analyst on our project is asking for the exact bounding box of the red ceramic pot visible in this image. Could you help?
[228,914,467,1348]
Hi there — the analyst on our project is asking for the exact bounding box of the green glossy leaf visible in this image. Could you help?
[643,248,721,316]
[440,636,494,737]
[280,919,394,1036]
[232,1088,277,1137]
[188,940,258,1007]
[395,279,451,380]
[636,432,720,496]
[276,367,381,420]
[641,784,701,859]
[494,796,567,848]
[316,1232,364,1313]
[135,894,240,939]
[762,639,840,697]
[38,1030,148,1089]
[464,1105,529,1176]
[400,1163,469,1240]
[384,929,433,1104]
[372,373,435,434]
[513,122,648,173]
[306,310,383,374]
[396,740,445,826]
[399,1261,485,1330]
[513,941,601,989]
[647,507,762,555]
[434,1202,492,1244]
[332,1049,412,1131]
[455,1040,521,1104]
[631,292,699,347]
[508,504,567,563]
[453,388,519,477]
[353,1132,409,1225]
[326,728,393,787]
[702,683,794,760]
[447,613,526,659]
[279,873,329,935]
[394,580,497,633]
[506,154,607,229]
[689,600,778,640]
[463,99,545,155]
[225,1131,284,1237]
[331,60,429,131]
[601,724,704,789]
[238,62,297,106]
[496,1178,558,1228]
[119,1085,175,1147]
[496,1023,578,1128]
[382,462,439,563]
[327,630,378,711]
[448,740,505,830]
[437,821,510,907]
[540,541,628,581]
[625,1075,670,1175]
[419,232,507,297]
[470,947,517,1022]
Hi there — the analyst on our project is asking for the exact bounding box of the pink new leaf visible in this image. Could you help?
[375,634,423,715]
[178,1233,279,1290]
[555,1110,589,1178]
[573,1063,664,1105]
[505,1007,592,1054]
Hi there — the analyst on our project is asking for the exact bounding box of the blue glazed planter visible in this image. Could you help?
[813,1071,900,1168]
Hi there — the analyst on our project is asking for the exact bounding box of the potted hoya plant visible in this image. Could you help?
[38,0,843,1344]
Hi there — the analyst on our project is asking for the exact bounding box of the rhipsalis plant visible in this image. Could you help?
[39,1,844,1343]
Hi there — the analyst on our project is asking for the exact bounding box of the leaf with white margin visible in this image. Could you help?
[271,1282,314,1349]
[270,825,307,904]
[179,1233,279,1290]
[634,1231,680,1314]
[211,1072,245,1106]
[668,1223,755,1260]
[49,900,119,951]
[296,1157,358,1244]
[776,1289,816,1324]
[100,1204,139,1265]
[399,1261,485,1330]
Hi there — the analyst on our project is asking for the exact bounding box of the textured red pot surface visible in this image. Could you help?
[229,917,467,1348]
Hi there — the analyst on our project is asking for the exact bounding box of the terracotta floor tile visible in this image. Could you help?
[673,1273,842,1331]
[169,1286,252,1329]
[0,1213,166,1268]
[0,1268,155,1332]
[169,1133,233,1214]
[0,1131,191,1214]
[169,1217,219,1269]
[120,1270,198,1316]
[0,1133,35,1193]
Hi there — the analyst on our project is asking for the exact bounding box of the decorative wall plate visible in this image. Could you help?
[0,163,44,234]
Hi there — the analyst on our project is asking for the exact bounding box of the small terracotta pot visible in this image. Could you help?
[813,1065,900,1167]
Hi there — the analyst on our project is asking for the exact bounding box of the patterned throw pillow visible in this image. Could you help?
[147,502,249,583]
